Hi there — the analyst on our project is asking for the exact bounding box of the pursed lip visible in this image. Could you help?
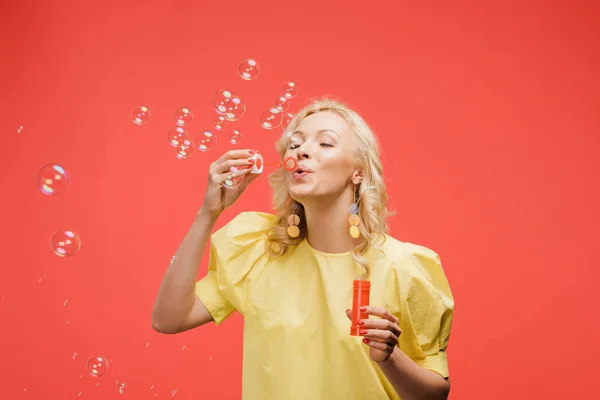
[293,164,313,173]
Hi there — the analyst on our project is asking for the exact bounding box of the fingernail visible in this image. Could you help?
[357,320,365,325]
[248,159,255,164]
[362,338,369,344]
[249,150,256,154]
[360,306,367,312]
[346,309,351,313]
[359,329,368,335]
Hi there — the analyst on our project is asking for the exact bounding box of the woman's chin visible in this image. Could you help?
[288,185,313,200]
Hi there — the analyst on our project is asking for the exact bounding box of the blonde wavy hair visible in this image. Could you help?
[265,97,394,278]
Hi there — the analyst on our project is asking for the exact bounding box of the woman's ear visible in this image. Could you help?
[352,169,364,185]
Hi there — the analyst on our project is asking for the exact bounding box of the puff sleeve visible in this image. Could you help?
[390,244,455,378]
[195,211,276,325]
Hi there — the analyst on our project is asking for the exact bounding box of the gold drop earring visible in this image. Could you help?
[287,202,300,238]
[349,185,361,239]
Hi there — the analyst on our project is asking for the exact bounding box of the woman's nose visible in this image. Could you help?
[298,149,310,159]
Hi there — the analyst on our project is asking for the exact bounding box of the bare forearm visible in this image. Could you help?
[377,348,450,400]
[152,207,218,329]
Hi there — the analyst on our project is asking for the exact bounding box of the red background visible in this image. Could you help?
[1,0,599,398]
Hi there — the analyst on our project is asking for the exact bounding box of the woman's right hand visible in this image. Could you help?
[201,149,260,217]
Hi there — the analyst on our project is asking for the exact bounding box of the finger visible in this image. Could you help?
[215,149,256,164]
[358,328,399,346]
[236,167,261,191]
[212,166,252,186]
[362,338,395,353]
[345,309,352,321]
[361,306,399,324]
[358,319,401,337]
[213,157,255,174]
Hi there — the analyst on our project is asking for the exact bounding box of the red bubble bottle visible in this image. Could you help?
[350,279,370,336]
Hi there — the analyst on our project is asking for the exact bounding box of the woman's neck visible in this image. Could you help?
[302,191,359,254]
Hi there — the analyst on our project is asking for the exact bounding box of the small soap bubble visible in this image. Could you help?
[182,345,186,351]
[146,342,150,348]
[38,278,42,284]
[132,105,151,125]
[195,131,217,152]
[223,167,245,189]
[50,230,81,257]
[274,96,290,112]
[17,125,24,134]
[282,82,299,98]
[282,113,294,128]
[175,139,195,159]
[86,356,109,377]
[38,164,69,195]
[168,127,188,147]
[260,108,283,129]
[213,115,228,131]
[213,89,245,121]
[238,58,260,80]
[63,300,68,307]
[172,389,178,397]
[117,382,127,395]
[228,129,243,145]
[72,352,77,359]
[174,107,194,126]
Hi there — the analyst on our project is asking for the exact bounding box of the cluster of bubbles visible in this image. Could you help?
[28,57,299,394]
[259,82,298,130]
[37,164,82,257]
[129,59,299,163]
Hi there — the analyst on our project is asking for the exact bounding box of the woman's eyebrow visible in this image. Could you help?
[292,129,340,137]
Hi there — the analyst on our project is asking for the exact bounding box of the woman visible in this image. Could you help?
[152,98,454,399]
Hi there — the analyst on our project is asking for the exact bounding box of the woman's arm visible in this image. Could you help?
[152,207,218,333]
[377,348,450,400]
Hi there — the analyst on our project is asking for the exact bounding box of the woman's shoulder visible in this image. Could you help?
[379,234,441,263]
[377,235,445,282]
[378,235,453,304]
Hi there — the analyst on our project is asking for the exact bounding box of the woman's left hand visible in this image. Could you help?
[345,306,402,362]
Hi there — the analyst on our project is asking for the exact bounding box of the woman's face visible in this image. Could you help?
[284,111,361,200]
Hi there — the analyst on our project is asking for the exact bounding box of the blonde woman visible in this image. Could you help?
[152,98,454,399]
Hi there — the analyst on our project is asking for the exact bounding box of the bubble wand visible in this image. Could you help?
[223,154,298,188]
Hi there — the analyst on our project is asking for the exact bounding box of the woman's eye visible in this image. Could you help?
[320,143,334,147]
[289,143,300,149]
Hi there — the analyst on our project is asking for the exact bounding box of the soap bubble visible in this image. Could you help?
[223,166,245,189]
[86,356,109,377]
[38,164,69,195]
[274,96,290,112]
[282,82,299,99]
[238,58,260,80]
[213,90,245,121]
[175,139,195,159]
[282,113,294,128]
[260,108,283,129]
[174,107,194,126]
[50,230,81,257]
[195,131,217,152]
[213,116,228,131]
[132,105,151,125]
[228,130,243,145]
[168,127,188,147]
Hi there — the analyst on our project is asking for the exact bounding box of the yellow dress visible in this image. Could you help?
[195,212,454,400]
